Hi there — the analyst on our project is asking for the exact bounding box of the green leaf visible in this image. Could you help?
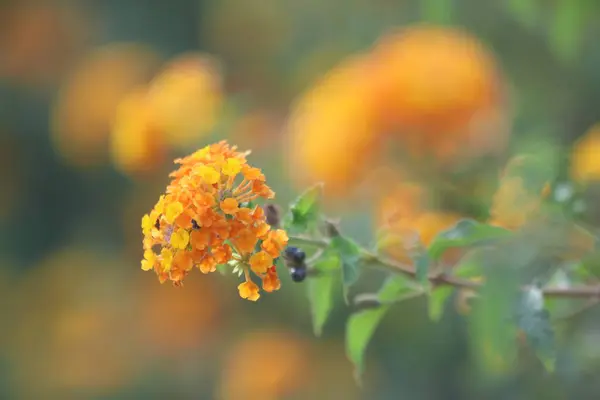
[506,0,539,29]
[549,0,584,64]
[378,275,414,302]
[412,248,431,288]
[347,275,420,379]
[454,249,487,279]
[284,184,322,234]
[428,286,454,322]
[346,307,388,381]
[307,255,340,336]
[428,219,512,260]
[330,235,362,300]
[469,262,520,375]
[420,0,453,24]
[516,287,556,372]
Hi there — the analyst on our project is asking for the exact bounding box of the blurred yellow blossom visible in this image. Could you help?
[141,141,287,301]
[287,55,383,196]
[110,87,166,176]
[51,43,160,167]
[146,53,223,150]
[571,123,600,184]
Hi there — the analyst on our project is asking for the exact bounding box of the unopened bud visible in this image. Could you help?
[264,203,281,228]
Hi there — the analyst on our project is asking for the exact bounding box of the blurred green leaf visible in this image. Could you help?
[346,307,387,381]
[379,274,420,302]
[413,248,431,288]
[346,274,418,380]
[454,248,487,278]
[428,286,454,322]
[330,235,362,300]
[469,262,520,375]
[516,288,556,372]
[284,184,322,234]
[506,0,539,29]
[307,255,340,337]
[420,0,453,24]
[549,0,585,64]
[428,219,512,260]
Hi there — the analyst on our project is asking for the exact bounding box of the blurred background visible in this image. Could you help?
[2,0,600,398]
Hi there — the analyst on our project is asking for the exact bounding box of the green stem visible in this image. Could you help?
[289,235,600,299]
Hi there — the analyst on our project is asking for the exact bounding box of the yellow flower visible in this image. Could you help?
[141,250,157,271]
[140,141,285,301]
[571,123,600,183]
[170,228,190,250]
[222,158,242,177]
[196,165,220,184]
[249,251,273,274]
[238,280,260,301]
[160,248,174,272]
[165,201,184,224]
[141,214,154,236]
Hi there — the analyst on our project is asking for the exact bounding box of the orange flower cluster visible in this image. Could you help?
[141,141,288,301]
[287,24,506,196]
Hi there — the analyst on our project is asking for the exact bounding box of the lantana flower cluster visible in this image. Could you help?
[140,141,289,301]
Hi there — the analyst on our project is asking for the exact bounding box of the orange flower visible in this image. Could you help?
[238,281,260,302]
[261,229,289,258]
[262,267,281,293]
[220,198,239,214]
[249,251,273,274]
[140,141,285,300]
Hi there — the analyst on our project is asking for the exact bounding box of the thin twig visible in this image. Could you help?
[289,235,600,299]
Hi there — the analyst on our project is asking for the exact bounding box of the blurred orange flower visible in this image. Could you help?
[286,55,383,196]
[0,2,87,85]
[7,250,138,398]
[372,25,503,126]
[375,181,462,264]
[51,43,160,167]
[371,24,508,163]
[146,53,223,150]
[218,330,311,400]
[571,123,600,184]
[141,141,287,301]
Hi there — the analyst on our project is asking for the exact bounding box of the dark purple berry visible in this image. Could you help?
[290,267,307,282]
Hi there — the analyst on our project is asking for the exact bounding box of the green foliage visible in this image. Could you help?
[284,184,322,234]
[413,247,431,288]
[549,0,585,64]
[346,275,419,380]
[506,0,539,29]
[428,219,512,260]
[329,234,362,300]
[307,255,340,336]
[454,249,486,279]
[420,0,453,24]
[516,287,556,372]
[469,260,520,375]
[428,286,454,322]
